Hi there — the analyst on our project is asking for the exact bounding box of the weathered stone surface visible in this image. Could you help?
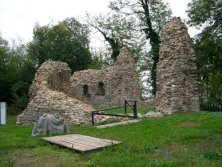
[17,61,96,125]
[70,47,140,107]
[155,17,200,114]
[17,48,140,125]
[139,96,156,107]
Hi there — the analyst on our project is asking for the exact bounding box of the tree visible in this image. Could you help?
[187,0,222,110]
[108,0,172,95]
[0,35,37,113]
[0,35,12,103]
[187,0,222,37]
[28,18,92,72]
[87,13,144,61]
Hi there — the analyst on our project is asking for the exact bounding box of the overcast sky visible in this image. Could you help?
[0,0,196,44]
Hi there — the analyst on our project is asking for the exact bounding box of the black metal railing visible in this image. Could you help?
[0,101,1,125]
[91,100,137,125]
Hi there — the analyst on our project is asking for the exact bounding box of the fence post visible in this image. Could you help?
[0,101,1,124]
[133,101,137,118]
[124,100,127,114]
[92,112,94,125]
[0,102,6,125]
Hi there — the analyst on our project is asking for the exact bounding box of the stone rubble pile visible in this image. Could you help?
[17,61,96,125]
[29,61,72,97]
[17,48,140,125]
[155,17,200,114]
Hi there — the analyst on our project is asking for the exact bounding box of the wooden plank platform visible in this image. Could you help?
[42,134,121,153]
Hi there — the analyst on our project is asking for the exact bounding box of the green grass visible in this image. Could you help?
[1,111,222,166]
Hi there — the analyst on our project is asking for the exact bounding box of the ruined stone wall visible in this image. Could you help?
[155,17,200,114]
[70,47,140,107]
[17,61,96,125]
[29,61,71,98]
[17,48,140,125]
[16,18,200,124]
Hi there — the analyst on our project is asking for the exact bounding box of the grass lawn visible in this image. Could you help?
[0,111,222,167]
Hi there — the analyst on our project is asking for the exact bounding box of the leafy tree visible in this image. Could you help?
[87,13,144,61]
[0,35,12,103]
[107,0,172,95]
[193,31,222,110]
[187,0,222,37]
[187,0,222,110]
[28,18,92,72]
[0,35,36,113]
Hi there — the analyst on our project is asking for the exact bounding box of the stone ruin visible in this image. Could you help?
[155,17,200,114]
[70,47,139,107]
[17,47,140,125]
[17,18,200,125]
[17,61,96,125]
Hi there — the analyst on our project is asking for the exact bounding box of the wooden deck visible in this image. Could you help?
[42,134,121,153]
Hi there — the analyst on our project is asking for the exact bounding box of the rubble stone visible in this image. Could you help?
[70,47,140,107]
[17,48,140,125]
[17,61,96,125]
[155,17,200,113]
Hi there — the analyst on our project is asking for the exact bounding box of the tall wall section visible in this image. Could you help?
[70,47,140,107]
[155,17,200,114]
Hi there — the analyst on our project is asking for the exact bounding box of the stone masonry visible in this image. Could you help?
[17,48,140,124]
[17,18,200,124]
[70,47,140,107]
[155,17,200,114]
[17,61,96,125]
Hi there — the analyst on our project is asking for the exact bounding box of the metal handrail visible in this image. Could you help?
[91,100,137,125]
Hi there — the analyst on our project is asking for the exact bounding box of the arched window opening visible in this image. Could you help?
[97,82,105,96]
[83,85,89,96]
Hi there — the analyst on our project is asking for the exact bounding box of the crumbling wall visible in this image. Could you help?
[155,17,200,114]
[17,48,140,125]
[70,47,140,107]
[17,61,96,125]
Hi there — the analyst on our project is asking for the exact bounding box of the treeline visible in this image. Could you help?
[0,18,100,114]
[0,37,36,114]
[0,0,221,113]
[187,0,222,110]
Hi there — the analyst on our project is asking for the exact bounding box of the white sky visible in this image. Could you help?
[0,0,197,45]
